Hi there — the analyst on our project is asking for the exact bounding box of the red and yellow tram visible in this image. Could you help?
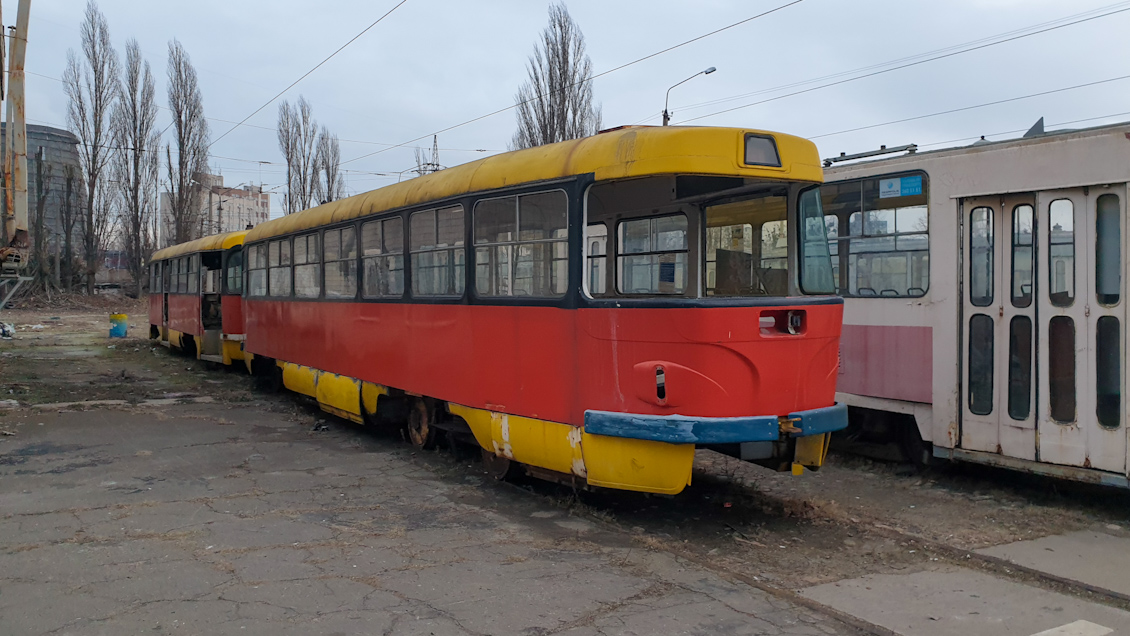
[148,231,250,370]
[152,126,847,495]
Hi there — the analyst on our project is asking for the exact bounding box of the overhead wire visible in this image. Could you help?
[806,74,1130,140]
[679,3,1130,124]
[913,110,1130,149]
[340,0,808,166]
[209,0,410,149]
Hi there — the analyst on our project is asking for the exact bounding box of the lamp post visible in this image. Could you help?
[663,66,716,126]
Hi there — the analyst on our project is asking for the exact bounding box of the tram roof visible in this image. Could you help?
[152,230,249,261]
[245,126,823,243]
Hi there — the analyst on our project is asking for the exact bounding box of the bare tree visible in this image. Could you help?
[276,97,318,213]
[112,39,160,296]
[63,0,120,293]
[313,127,345,204]
[58,164,81,291]
[510,2,601,150]
[32,147,54,287]
[165,38,209,245]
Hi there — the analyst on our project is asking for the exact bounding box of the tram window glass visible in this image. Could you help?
[705,189,788,297]
[248,243,267,297]
[618,214,688,295]
[187,255,199,294]
[586,223,608,296]
[1096,194,1121,306]
[799,187,835,294]
[362,217,405,298]
[268,238,292,297]
[475,192,568,298]
[175,257,185,293]
[968,313,994,416]
[821,175,928,297]
[225,248,243,295]
[1097,315,1121,429]
[202,253,222,294]
[1011,204,1034,308]
[1007,316,1033,421]
[1049,315,1076,423]
[969,206,993,307]
[324,226,358,299]
[1048,199,1074,307]
[410,206,465,297]
[293,233,321,299]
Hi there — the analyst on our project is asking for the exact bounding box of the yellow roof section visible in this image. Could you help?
[246,126,823,243]
[151,230,248,261]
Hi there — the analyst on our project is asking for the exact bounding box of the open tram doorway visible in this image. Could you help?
[1033,187,1126,474]
[960,194,1038,461]
[198,251,225,363]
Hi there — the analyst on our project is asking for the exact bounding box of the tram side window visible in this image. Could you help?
[268,238,292,297]
[225,248,243,295]
[150,262,160,293]
[248,243,267,297]
[1095,194,1121,306]
[586,223,608,296]
[475,192,568,298]
[187,255,199,294]
[293,233,321,299]
[821,174,929,297]
[1048,199,1074,307]
[324,226,358,299]
[619,214,688,295]
[362,217,405,298]
[1011,205,1034,308]
[411,206,465,297]
[705,188,807,297]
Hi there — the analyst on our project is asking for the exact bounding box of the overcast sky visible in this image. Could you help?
[26,0,1130,216]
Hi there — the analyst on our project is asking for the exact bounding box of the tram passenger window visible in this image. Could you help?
[799,187,835,294]
[586,223,608,296]
[618,214,687,295]
[1008,316,1033,421]
[475,192,568,298]
[362,217,405,298]
[1011,205,1034,308]
[1096,194,1121,306]
[324,226,358,299]
[704,190,785,296]
[1049,316,1076,422]
[968,314,994,416]
[1096,316,1121,429]
[410,206,465,297]
[293,233,321,299]
[821,174,928,297]
[225,248,243,295]
[176,257,186,293]
[187,255,199,294]
[1048,199,1074,307]
[248,243,267,297]
[268,239,292,297]
[969,207,993,307]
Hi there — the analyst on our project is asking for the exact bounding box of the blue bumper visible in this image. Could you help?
[583,403,847,445]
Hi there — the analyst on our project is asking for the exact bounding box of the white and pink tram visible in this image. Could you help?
[823,121,1130,487]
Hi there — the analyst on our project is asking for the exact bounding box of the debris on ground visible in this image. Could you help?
[0,399,19,409]
[0,428,15,436]
[1,324,14,339]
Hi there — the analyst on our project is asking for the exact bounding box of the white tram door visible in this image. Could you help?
[961,195,1038,459]
[1036,188,1126,474]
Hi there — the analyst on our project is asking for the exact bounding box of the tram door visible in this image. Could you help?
[960,195,1038,460]
[1036,187,1126,474]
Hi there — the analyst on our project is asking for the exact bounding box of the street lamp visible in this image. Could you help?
[663,66,716,126]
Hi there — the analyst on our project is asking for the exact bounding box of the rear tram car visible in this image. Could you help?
[149,231,250,370]
[824,121,1130,488]
[155,126,848,495]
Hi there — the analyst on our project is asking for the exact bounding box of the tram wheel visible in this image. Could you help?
[406,398,437,450]
[481,447,517,481]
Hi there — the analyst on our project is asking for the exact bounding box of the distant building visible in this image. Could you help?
[0,123,85,253]
[159,173,270,246]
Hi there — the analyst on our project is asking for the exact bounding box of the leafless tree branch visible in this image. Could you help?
[165,38,209,246]
[64,0,119,293]
[314,126,345,204]
[511,2,601,150]
[276,97,319,213]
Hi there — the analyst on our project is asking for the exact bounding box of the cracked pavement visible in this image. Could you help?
[0,403,858,635]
